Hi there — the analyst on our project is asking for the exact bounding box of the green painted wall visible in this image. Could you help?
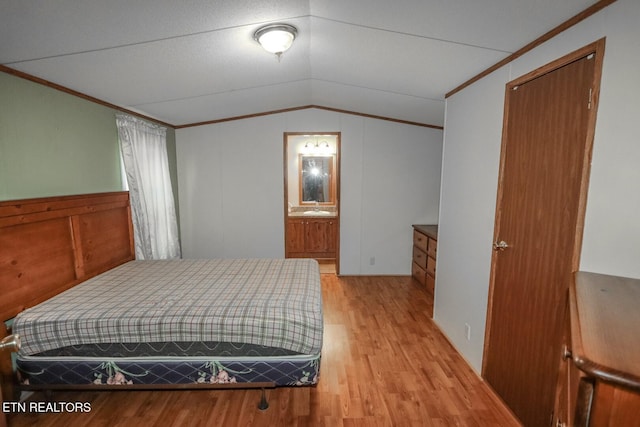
[0,72,178,207]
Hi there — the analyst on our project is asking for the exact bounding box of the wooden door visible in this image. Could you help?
[483,42,603,427]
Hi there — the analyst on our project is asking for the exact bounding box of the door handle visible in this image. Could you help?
[493,240,510,251]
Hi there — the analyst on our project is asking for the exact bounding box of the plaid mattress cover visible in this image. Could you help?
[14,258,323,357]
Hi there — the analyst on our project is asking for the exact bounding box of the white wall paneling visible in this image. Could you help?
[177,108,443,274]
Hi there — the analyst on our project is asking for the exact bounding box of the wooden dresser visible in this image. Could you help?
[411,225,437,295]
[553,271,640,426]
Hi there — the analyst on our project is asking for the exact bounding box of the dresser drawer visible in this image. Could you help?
[426,272,435,295]
[427,237,437,259]
[413,230,428,253]
[412,246,427,269]
[412,262,426,285]
[426,255,436,277]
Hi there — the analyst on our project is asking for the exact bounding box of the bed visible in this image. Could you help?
[0,192,323,409]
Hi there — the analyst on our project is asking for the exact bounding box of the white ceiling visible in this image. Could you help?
[1,0,599,128]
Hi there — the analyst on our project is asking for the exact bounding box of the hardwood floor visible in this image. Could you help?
[318,262,336,274]
[7,275,520,426]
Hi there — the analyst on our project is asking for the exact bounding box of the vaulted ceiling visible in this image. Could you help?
[1,0,598,128]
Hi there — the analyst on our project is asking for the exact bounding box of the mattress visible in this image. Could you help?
[13,258,323,387]
[14,258,323,357]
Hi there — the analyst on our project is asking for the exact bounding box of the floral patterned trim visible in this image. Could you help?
[92,361,149,385]
[291,359,320,386]
[196,360,253,384]
[17,355,321,387]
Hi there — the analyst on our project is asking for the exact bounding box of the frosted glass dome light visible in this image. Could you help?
[254,24,297,58]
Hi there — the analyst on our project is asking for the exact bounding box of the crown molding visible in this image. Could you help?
[446,0,617,98]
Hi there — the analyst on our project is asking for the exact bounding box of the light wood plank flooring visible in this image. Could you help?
[7,275,520,426]
[318,262,336,274]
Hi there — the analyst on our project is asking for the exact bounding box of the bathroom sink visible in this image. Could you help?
[303,210,332,215]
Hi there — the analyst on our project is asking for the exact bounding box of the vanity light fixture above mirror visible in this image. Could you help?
[302,138,334,155]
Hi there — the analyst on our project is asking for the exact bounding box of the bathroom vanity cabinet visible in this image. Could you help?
[286,216,337,260]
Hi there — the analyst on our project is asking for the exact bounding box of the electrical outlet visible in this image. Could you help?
[465,323,471,341]
[369,256,375,265]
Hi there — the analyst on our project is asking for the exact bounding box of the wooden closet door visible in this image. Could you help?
[483,43,602,427]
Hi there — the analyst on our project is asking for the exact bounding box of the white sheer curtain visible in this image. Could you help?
[116,114,181,260]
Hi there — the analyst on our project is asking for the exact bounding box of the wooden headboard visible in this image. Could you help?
[0,192,135,324]
[0,192,134,402]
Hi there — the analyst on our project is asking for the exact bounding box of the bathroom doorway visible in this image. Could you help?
[284,132,341,274]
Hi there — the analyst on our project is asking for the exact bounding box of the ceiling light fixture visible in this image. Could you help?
[254,23,298,60]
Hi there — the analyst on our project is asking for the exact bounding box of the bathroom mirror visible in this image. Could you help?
[299,155,335,204]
